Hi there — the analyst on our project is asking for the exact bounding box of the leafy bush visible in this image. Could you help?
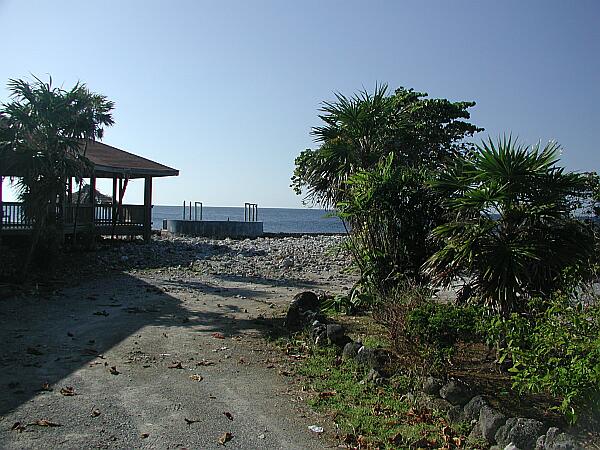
[490,295,600,423]
[338,154,445,295]
[425,136,596,316]
[374,284,482,375]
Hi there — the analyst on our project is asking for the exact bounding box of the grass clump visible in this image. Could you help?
[298,346,469,449]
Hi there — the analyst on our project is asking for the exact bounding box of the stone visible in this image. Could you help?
[420,395,454,414]
[355,347,389,371]
[479,405,507,443]
[325,324,345,345]
[447,405,463,423]
[463,395,488,423]
[535,427,584,450]
[439,379,474,406]
[284,291,320,330]
[342,341,363,360]
[280,257,294,269]
[422,376,443,396]
[495,417,546,450]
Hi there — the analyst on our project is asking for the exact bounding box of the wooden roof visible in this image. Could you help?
[84,141,179,178]
[0,140,179,179]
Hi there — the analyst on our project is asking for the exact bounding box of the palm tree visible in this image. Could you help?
[423,136,595,316]
[0,76,114,272]
[291,85,481,208]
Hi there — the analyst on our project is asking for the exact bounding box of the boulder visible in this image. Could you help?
[439,379,474,406]
[285,291,320,330]
[422,376,443,396]
[495,417,546,450]
[326,324,347,346]
[536,427,584,450]
[463,395,488,423]
[355,347,389,371]
[478,405,507,443]
[342,341,363,360]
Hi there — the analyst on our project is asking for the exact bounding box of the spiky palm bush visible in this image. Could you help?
[424,136,595,316]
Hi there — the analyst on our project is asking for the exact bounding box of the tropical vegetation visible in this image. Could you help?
[0,76,114,271]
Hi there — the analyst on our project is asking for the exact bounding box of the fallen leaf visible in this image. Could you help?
[318,391,336,399]
[141,432,149,438]
[91,409,101,417]
[40,382,53,392]
[34,419,61,427]
[190,374,203,382]
[11,422,25,432]
[211,332,225,339]
[184,418,200,425]
[109,366,120,375]
[60,386,76,396]
[168,361,184,369]
[197,359,214,366]
[223,412,233,421]
[218,432,233,445]
[26,347,44,356]
[93,310,109,316]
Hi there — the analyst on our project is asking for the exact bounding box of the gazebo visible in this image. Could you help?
[0,141,178,241]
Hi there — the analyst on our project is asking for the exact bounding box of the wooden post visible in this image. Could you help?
[143,177,152,242]
[0,176,3,233]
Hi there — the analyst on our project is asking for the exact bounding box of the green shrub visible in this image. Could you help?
[491,294,600,423]
[374,284,483,375]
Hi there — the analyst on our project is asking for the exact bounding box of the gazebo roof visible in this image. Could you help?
[0,140,179,179]
[84,141,179,178]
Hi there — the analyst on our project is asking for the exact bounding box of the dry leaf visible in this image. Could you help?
[109,366,120,375]
[197,359,214,366]
[218,432,233,445]
[190,374,203,382]
[34,419,61,427]
[318,391,336,399]
[184,418,200,425]
[93,310,109,316]
[91,409,101,417]
[168,361,184,369]
[141,432,149,438]
[60,386,76,396]
[11,422,25,432]
[223,412,233,421]
[40,382,53,392]
[211,332,225,339]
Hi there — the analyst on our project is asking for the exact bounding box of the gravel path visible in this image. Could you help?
[0,235,355,449]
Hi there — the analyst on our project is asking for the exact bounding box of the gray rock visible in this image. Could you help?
[439,379,474,406]
[325,324,345,345]
[463,395,488,423]
[479,405,507,443]
[355,347,389,371]
[342,341,362,360]
[504,444,520,450]
[285,291,319,330]
[495,417,546,450]
[422,376,443,396]
[421,395,454,413]
[448,405,463,423]
[535,427,584,450]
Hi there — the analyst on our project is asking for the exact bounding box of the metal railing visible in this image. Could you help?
[182,201,203,221]
[244,203,258,222]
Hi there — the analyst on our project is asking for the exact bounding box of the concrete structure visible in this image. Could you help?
[163,219,263,239]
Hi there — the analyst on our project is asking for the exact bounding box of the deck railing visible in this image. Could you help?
[1,202,147,232]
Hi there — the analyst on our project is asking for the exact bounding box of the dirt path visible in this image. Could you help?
[0,236,354,449]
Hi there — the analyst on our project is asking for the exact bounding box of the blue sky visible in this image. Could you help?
[1,0,599,207]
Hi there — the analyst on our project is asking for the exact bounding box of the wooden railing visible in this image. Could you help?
[1,202,147,231]
[1,202,32,229]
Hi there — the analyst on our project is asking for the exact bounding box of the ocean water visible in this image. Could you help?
[152,205,347,234]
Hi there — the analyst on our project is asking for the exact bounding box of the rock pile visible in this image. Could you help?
[420,377,584,450]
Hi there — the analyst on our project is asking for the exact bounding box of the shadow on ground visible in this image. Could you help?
[0,272,290,417]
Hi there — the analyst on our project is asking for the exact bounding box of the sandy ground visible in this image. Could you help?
[0,235,355,449]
